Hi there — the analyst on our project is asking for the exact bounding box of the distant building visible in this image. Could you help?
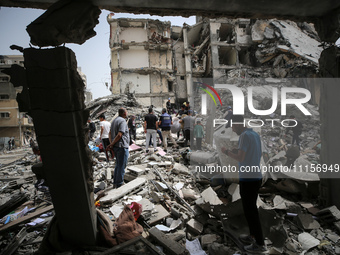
[0,55,34,149]
[77,67,93,104]
[107,16,175,107]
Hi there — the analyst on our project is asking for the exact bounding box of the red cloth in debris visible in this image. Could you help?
[114,205,143,244]
[130,202,143,221]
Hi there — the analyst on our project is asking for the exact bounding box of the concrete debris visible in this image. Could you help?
[0,16,337,255]
[200,187,223,205]
[298,232,320,250]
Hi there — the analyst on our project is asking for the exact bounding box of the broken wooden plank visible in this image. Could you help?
[0,205,54,233]
[100,177,147,204]
[149,227,187,255]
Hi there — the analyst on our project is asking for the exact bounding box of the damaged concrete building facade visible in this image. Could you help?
[116,16,322,108]
[107,16,175,107]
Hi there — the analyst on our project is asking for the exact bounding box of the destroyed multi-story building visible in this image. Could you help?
[0,55,34,149]
[107,17,322,108]
[107,16,175,107]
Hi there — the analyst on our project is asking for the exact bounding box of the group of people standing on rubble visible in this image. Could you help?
[84,99,305,253]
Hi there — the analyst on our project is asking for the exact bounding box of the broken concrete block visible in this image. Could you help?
[100,178,147,204]
[316,205,340,223]
[148,204,170,226]
[150,191,164,203]
[327,233,340,243]
[186,219,204,235]
[200,234,218,249]
[182,188,200,200]
[201,187,223,205]
[154,181,168,191]
[149,227,187,255]
[188,151,216,164]
[298,232,320,250]
[297,213,320,230]
[264,26,275,39]
[172,163,189,175]
[251,20,268,42]
[26,0,101,47]
[127,165,145,176]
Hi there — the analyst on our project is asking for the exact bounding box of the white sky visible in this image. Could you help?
[0,7,196,99]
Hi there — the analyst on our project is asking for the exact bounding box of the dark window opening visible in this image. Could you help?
[182,54,185,58]
[168,81,173,92]
[219,23,234,43]
[238,48,252,66]
[180,76,185,80]
[0,76,9,82]
[218,47,237,66]
[0,112,10,118]
[0,94,10,100]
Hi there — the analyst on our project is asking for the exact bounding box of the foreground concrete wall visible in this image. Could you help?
[24,47,97,246]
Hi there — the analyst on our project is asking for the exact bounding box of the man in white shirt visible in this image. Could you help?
[99,114,111,161]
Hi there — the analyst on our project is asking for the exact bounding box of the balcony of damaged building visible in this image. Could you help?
[1,0,340,255]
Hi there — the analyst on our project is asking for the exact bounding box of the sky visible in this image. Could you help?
[0,7,196,99]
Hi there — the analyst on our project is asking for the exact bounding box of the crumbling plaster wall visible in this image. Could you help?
[120,46,149,68]
[149,49,172,70]
[120,27,148,42]
[111,71,120,94]
[121,73,150,94]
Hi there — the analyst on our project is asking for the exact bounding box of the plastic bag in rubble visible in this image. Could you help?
[171,117,181,133]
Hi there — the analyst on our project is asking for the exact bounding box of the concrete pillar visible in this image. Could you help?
[183,26,193,104]
[318,46,340,209]
[24,47,97,247]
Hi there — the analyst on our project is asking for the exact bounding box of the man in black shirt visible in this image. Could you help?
[144,108,158,153]
[166,98,172,114]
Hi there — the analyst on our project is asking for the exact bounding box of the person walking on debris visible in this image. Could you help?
[166,98,172,114]
[11,138,15,150]
[128,115,137,145]
[221,115,267,254]
[108,108,130,188]
[88,118,96,141]
[99,114,111,161]
[224,106,233,128]
[180,110,195,147]
[194,120,204,150]
[285,115,303,147]
[8,138,12,151]
[176,104,186,140]
[176,104,186,118]
[159,108,178,152]
[144,107,159,153]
